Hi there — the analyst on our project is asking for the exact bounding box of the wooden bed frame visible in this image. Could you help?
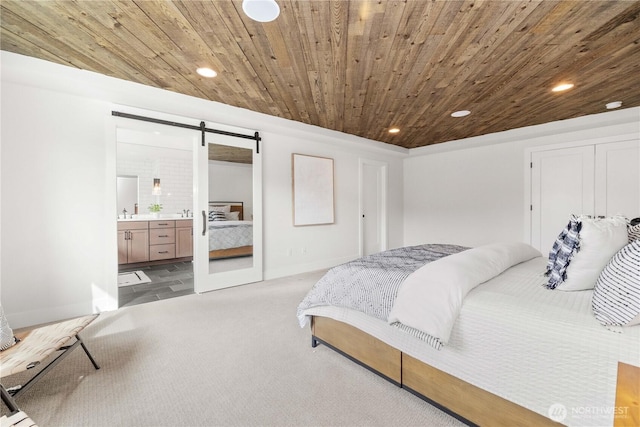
[311,315,562,427]
[208,202,253,260]
[209,245,253,259]
[312,316,640,426]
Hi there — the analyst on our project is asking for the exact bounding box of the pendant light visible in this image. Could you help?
[152,178,162,196]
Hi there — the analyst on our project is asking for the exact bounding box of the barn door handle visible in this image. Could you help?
[202,210,207,236]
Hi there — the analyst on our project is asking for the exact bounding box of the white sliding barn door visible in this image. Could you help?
[194,129,263,293]
[530,146,595,252]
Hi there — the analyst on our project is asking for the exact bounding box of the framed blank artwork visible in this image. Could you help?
[292,153,335,226]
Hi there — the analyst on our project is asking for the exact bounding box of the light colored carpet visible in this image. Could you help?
[1,270,465,427]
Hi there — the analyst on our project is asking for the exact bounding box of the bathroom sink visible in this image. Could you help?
[159,213,186,219]
[119,213,191,220]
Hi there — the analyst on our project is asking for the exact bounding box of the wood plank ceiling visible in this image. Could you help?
[1,0,639,149]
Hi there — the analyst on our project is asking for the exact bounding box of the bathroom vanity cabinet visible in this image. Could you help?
[118,219,193,266]
[176,222,194,258]
[117,221,149,264]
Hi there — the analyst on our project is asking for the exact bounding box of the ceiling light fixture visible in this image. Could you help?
[552,83,574,92]
[197,67,217,78]
[451,110,471,118]
[605,101,622,110]
[242,0,280,22]
[388,128,400,134]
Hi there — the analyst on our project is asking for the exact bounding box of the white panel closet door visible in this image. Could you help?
[530,146,595,252]
[362,163,382,255]
[594,140,640,219]
[359,159,387,257]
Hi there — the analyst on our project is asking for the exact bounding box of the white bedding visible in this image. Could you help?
[389,242,541,347]
[300,257,640,426]
[208,220,252,251]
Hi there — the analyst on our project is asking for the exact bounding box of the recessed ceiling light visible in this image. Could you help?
[552,83,574,92]
[197,67,217,78]
[605,101,622,110]
[388,128,400,134]
[242,0,280,22]
[451,110,471,118]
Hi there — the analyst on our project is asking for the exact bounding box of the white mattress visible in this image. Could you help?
[301,257,640,427]
[208,220,252,250]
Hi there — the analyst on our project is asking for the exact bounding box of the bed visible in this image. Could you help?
[208,202,253,259]
[297,232,640,426]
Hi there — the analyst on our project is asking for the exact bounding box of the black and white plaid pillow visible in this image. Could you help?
[209,210,227,221]
[592,240,640,326]
[545,215,582,290]
[628,222,640,243]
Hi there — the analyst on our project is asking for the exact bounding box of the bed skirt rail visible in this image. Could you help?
[310,333,401,388]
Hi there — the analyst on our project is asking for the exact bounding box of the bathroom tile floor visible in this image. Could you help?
[118,261,194,308]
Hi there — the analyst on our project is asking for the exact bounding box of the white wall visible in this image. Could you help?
[118,152,193,216]
[404,107,640,248]
[260,126,406,278]
[208,160,253,218]
[1,82,114,326]
[0,51,406,327]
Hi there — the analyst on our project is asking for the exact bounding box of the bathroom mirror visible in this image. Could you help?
[208,144,254,274]
[117,136,193,217]
[117,175,138,215]
[195,131,263,293]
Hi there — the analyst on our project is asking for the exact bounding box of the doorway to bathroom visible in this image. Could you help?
[115,123,196,308]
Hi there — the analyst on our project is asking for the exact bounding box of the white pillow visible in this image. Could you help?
[210,205,231,213]
[592,240,640,326]
[558,216,628,291]
[225,211,240,220]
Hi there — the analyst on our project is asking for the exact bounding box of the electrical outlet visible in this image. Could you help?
[301,247,307,254]
[287,248,293,256]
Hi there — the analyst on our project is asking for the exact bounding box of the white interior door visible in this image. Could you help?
[594,139,640,218]
[530,146,595,252]
[359,159,387,256]
[194,130,263,293]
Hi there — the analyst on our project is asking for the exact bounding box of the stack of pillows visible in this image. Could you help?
[545,215,640,327]
[208,205,241,221]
